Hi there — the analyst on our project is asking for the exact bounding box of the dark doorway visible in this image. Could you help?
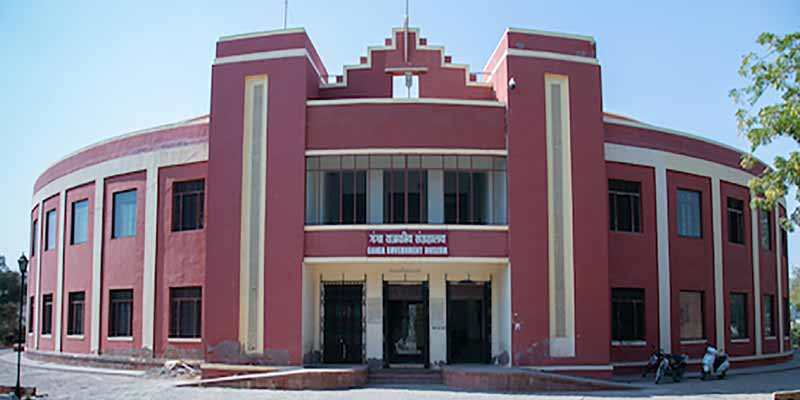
[447,281,490,364]
[323,284,363,364]
[384,283,429,366]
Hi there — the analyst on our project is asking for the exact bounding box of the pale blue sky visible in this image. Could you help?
[0,0,798,271]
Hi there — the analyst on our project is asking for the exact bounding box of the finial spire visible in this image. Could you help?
[403,0,409,63]
[283,0,288,29]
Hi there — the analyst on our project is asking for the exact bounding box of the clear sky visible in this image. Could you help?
[0,0,798,272]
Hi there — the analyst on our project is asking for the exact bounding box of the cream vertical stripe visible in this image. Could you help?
[142,166,158,353]
[90,179,104,353]
[711,178,725,350]
[750,203,762,355]
[239,75,268,354]
[34,203,43,349]
[545,74,575,358]
[774,209,784,352]
[54,191,67,351]
[654,166,672,353]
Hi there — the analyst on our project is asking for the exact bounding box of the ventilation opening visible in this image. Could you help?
[392,73,419,98]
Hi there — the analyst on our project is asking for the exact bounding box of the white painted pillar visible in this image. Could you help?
[90,179,104,354]
[428,272,446,366]
[365,272,383,362]
[142,165,158,354]
[368,170,383,224]
[750,200,762,355]
[54,191,67,352]
[427,171,444,224]
[500,263,512,366]
[654,165,672,352]
[711,177,725,350]
[34,203,43,350]
[775,208,784,353]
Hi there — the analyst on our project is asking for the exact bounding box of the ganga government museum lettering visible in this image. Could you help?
[367,231,448,256]
[25,24,791,381]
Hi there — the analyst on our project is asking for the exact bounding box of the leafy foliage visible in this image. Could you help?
[0,269,24,346]
[730,32,800,229]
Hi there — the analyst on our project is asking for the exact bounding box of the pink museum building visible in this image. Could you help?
[25,26,792,378]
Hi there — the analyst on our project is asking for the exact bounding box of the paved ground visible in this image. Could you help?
[1,350,799,399]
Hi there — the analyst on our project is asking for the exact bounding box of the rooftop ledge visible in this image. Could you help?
[306,98,505,107]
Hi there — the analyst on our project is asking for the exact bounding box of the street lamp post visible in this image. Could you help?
[15,253,28,399]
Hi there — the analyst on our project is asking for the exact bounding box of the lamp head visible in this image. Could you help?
[17,253,28,274]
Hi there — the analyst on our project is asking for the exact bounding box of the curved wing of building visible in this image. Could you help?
[26,26,791,377]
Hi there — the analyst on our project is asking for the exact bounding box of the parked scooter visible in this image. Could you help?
[645,349,687,384]
[701,346,730,380]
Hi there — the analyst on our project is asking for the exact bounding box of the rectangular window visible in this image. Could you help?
[305,155,508,225]
[760,210,772,250]
[679,290,704,340]
[729,293,748,339]
[41,294,53,335]
[611,288,645,341]
[67,291,85,336]
[306,156,367,225]
[781,228,788,258]
[169,287,202,338]
[608,180,642,233]
[727,198,745,244]
[71,199,89,244]
[384,168,427,224]
[45,209,57,251]
[172,180,205,231]
[30,219,37,257]
[677,189,702,238]
[109,289,133,337]
[763,294,775,337]
[785,298,791,336]
[28,297,34,333]
[112,190,137,238]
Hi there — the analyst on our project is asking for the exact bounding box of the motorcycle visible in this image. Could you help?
[645,349,687,384]
[701,346,730,380]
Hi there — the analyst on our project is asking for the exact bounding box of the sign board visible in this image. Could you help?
[367,230,448,256]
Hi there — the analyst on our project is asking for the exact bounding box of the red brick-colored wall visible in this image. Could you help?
[61,182,95,354]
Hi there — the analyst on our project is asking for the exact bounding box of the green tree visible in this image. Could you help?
[730,32,800,228]
[0,268,23,346]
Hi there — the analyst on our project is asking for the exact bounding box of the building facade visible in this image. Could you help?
[26,26,792,377]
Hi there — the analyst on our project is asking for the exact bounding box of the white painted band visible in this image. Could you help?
[304,224,508,232]
[305,148,507,156]
[306,98,505,108]
[304,257,509,264]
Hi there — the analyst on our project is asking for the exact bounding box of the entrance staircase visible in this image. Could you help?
[367,368,443,386]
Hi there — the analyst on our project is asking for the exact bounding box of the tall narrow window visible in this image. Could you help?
[760,210,772,250]
[785,298,791,336]
[611,288,645,341]
[28,297,34,333]
[71,199,89,244]
[608,180,642,233]
[30,219,37,257]
[443,156,497,225]
[45,209,57,251]
[307,156,368,225]
[112,190,137,238]
[781,228,787,258]
[727,198,745,244]
[172,180,205,231]
[383,156,427,224]
[679,291,704,340]
[763,294,775,337]
[109,289,133,337]
[41,294,53,335]
[67,291,85,336]
[170,287,202,338]
[729,293,748,340]
[677,189,702,238]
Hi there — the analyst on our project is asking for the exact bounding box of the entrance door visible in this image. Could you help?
[323,284,363,364]
[384,283,429,366]
[447,282,490,364]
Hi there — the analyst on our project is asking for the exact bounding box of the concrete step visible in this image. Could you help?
[368,368,443,385]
